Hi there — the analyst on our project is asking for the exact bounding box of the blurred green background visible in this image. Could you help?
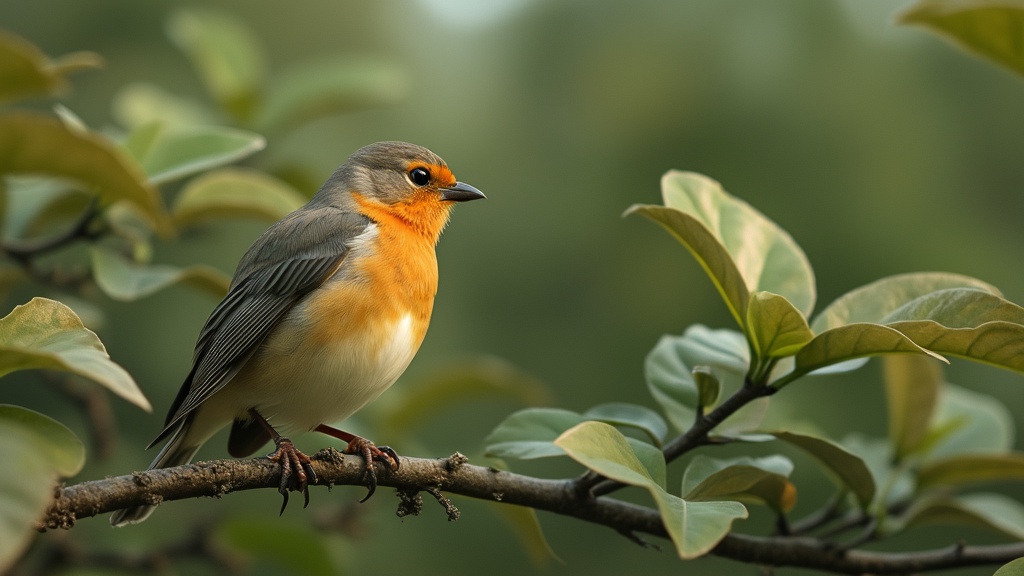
[3,1,1023,574]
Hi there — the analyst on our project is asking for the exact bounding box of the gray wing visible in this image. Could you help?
[151,206,371,445]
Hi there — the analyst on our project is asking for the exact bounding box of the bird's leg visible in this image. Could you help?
[249,408,317,513]
[314,423,399,502]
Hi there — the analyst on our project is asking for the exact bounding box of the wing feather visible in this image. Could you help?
[153,207,371,441]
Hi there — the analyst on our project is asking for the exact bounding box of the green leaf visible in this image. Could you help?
[884,355,942,460]
[0,298,151,411]
[555,422,746,559]
[0,405,84,477]
[884,288,1024,374]
[898,0,1024,77]
[91,248,229,301]
[926,383,1014,459]
[214,517,336,574]
[0,405,84,573]
[682,455,797,512]
[810,272,1001,333]
[2,177,92,241]
[777,323,945,387]
[693,366,721,410]
[0,112,172,235]
[0,30,103,104]
[773,430,875,509]
[172,167,306,227]
[902,493,1024,540]
[843,433,914,510]
[645,326,749,431]
[258,58,407,133]
[918,453,1024,489]
[994,556,1024,576]
[583,402,668,445]
[378,356,550,440]
[133,124,266,185]
[484,408,585,460]
[625,171,815,328]
[166,7,266,120]
[747,291,814,359]
[113,83,220,129]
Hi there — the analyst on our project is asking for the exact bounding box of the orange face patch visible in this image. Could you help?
[407,161,456,189]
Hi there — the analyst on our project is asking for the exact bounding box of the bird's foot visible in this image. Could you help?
[267,437,317,514]
[345,435,399,503]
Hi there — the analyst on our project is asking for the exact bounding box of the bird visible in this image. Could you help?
[110,141,485,526]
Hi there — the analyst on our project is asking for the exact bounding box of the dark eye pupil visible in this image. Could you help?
[409,168,430,186]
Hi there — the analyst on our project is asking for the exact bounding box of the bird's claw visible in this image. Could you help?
[267,437,317,515]
[345,437,399,503]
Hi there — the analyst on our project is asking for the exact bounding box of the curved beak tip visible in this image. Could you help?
[441,181,486,202]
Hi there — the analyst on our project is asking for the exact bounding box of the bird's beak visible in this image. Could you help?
[440,181,486,202]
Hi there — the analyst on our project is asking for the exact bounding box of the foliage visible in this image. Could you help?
[488,169,1024,560]
[1,2,1023,575]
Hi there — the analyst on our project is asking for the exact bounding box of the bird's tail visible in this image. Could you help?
[109,423,201,527]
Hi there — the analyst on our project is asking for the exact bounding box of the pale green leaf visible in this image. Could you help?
[583,402,668,445]
[747,291,814,359]
[136,125,266,185]
[214,517,335,574]
[259,58,407,133]
[113,83,219,129]
[0,113,171,235]
[172,167,306,227]
[0,406,84,573]
[918,453,1024,489]
[902,493,1024,540]
[926,383,1014,459]
[555,422,747,559]
[773,430,875,508]
[842,433,914,509]
[0,31,102,104]
[167,7,265,120]
[884,288,1024,374]
[777,323,945,387]
[91,248,229,301]
[693,366,721,410]
[625,171,815,327]
[682,455,796,512]
[2,177,92,241]
[0,298,151,411]
[645,326,749,431]
[0,405,84,476]
[484,408,585,460]
[884,355,942,460]
[898,0,1024,77]
[811,272,1001,333]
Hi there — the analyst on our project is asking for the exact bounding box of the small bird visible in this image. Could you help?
[111,141,484,526]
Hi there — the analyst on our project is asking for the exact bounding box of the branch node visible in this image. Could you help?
[395,489,423,518]
[426,487,460,521]
[445,452,469,473]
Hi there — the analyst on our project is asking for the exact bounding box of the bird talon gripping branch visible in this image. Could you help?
[109,142,484,526]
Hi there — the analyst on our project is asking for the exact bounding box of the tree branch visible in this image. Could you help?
[42,449,1024,575]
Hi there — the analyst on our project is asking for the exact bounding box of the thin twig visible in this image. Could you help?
[582,381,776,497]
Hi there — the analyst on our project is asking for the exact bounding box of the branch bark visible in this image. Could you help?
[42,448,1024,575]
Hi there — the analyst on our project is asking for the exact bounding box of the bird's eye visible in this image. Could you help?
[409,167,430,187]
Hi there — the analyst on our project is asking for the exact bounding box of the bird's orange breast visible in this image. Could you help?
[302,190,451,353]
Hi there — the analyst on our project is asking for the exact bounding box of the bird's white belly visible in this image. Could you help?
[230,312,418,433]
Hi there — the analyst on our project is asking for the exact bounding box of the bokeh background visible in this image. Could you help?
[3,1,1023,575]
